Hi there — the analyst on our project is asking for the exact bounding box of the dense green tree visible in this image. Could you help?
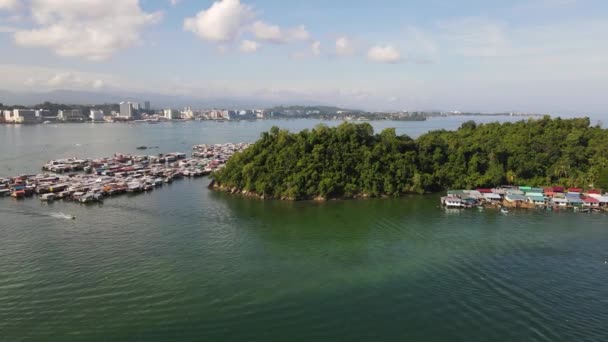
[212,118,608,200]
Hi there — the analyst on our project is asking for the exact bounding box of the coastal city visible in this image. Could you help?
[0,101,544,124]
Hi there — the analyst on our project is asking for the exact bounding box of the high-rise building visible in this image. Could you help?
[90,110,104,122]
[163,109,180,120]
[119,102,133,118]
[144,101,151,111]
[132,103,140,110]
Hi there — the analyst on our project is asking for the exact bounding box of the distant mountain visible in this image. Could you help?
[0,89,315,109]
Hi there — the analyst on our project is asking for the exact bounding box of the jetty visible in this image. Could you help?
[0,143,250,204]
[441,186,608,212]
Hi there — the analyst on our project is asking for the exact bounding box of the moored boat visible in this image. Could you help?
[40,193,57,201]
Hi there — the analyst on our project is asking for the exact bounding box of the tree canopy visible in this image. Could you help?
[212,117,608,200]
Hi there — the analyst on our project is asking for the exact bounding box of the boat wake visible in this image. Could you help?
[0,208,75,220]
[48,212,75,220]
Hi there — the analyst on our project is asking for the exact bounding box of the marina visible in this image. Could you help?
[0,143,250,204]
[441,186,608,212]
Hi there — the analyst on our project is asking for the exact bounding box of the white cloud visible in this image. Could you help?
[250,21,310,43]
[250,21,282,42]
[0,0,17,10]
[185,0,311,50]
[287,25,311,41]
[335,36,355,55]
[92,79,104,89]
[0,25,17,33]
[367,45,402,63]
[239,39,259,53]
[13,0,162,61]
[184,0,254,42]
[169,0,180,6]
[311,41,321,56]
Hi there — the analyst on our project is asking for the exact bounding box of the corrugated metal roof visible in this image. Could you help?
[506,194,526,201]
[527,195,546,201]
[483,193,502,199]
[525,192,544,197]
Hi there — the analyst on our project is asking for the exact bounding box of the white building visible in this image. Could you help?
[3,110,12,122]
[90,110,104,122]
[58,109,84,122]
[132,102,140,110]
[181,107,194,120]
[5,109,38,123]
[119,102,133,118]
[164,109,180,120]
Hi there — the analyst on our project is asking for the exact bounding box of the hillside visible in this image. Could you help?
[211,117,608,200]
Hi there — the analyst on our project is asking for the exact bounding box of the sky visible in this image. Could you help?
[0,0,607,114]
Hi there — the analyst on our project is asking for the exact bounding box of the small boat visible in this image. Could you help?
[501,208,509,215]
[11,190,25,198]
[477,206,484,211]
[40,193,57,201]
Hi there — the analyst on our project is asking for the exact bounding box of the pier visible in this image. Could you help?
[0,143,250,204]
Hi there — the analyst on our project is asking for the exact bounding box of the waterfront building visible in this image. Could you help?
[255,110,266,119]
[164,109,180,120]
[35,109,51,118]
[58,109,84,122]
[119,102,133,118]
[3,110,12,122]
[6,109,39,123]
[90,110,105,122]
[222,110,236,120]
[181,107,195,120]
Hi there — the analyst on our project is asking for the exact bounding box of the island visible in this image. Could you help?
[210,116,608,200]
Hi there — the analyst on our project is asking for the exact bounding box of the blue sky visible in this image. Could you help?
[0,0,607,114]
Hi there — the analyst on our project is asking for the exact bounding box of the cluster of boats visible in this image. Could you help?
[191,143,251,159]
[1,144,250,204]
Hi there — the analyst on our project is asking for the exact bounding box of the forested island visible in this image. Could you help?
[210,117,608,200]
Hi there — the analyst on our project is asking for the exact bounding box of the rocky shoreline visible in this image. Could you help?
[208,180,400,201]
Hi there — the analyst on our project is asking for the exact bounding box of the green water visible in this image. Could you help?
[1,119,608,341]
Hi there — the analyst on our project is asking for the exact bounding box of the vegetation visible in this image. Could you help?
[211,117,608,200]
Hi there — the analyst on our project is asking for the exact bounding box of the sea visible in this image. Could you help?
[1,117,607,342]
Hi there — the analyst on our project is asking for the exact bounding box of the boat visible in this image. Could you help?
[501,208,509,214]
[11,190,25,198]
[40,193,57,201]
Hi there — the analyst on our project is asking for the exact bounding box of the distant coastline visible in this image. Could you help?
[1,102,545,125]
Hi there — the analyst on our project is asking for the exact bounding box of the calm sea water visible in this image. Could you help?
[1,118,607,341]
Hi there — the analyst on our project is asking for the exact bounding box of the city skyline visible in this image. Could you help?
[0,0,607,115]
